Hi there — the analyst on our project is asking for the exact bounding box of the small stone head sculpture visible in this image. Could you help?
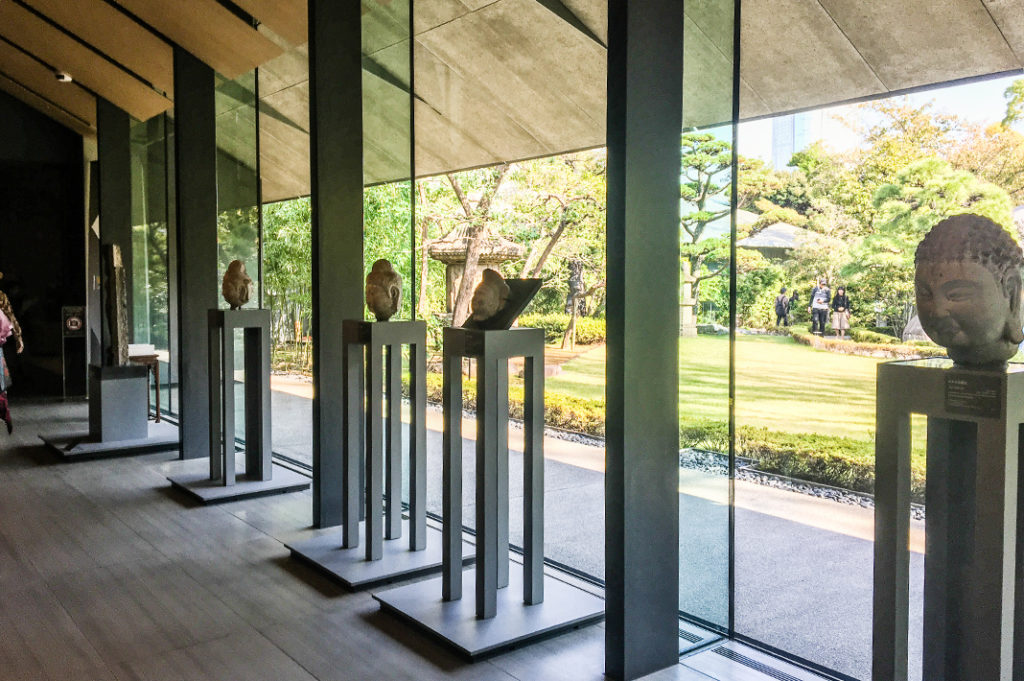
[470,269,511,323]
[365,259,402,321]
[914,214,1024,368]
[222,260,253,310]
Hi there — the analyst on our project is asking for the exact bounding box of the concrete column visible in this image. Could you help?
[604,0,684,678]
[173,47,218,459]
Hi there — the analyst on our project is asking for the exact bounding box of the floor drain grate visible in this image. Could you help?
[678,628,703,643]
[712,646,806,681]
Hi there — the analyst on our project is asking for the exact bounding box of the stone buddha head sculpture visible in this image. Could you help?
[914,214,1024,368]
[470,269,511,323]
[365,259,402,321]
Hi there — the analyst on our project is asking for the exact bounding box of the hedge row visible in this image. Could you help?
[679,418,925,500]
[789,329,946,359]
[848,327,900,344]
[406,371,918,499]
[410,371,607,437]
[518,313,606,345]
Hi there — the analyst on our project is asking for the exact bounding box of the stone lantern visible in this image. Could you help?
[427,225,525,314]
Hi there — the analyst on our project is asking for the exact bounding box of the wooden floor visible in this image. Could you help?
[3,400,720,681]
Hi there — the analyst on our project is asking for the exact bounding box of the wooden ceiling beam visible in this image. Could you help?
[0,2,171,120]
[23,0,174,95]
[112,0,284,79]
[0,72,96,138]
[0,38,97,126]
[231,0,308,47]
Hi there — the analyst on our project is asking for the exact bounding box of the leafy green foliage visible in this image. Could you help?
[1002,78,1024,128]
[680,132,733,308]
[842,158,1013,335]
[518,313,606,344]
[788,328,946,359]
[735,249,784,328]
[263,198,312,354]
[365,182,414,319]
[847,328,899,344]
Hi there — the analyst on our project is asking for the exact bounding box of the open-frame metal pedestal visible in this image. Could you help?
[374,327,603,658]
[288,320,472,589]
[168,309,309,504]
[873,359,1024,681]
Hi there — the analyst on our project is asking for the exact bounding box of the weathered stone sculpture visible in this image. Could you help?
[365,258,402,321]
[914,213,1024,368]
[222,260,254,310]
[103,244,130,366]
[470,269,511,323]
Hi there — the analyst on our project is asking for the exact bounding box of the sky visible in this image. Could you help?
[738,72,1023,166]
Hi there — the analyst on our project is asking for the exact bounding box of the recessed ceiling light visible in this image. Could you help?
[55,71,72,83]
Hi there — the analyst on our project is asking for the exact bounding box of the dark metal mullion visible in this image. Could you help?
[408,0,416,322]
[727,0,742,639]
[255,66,264,309]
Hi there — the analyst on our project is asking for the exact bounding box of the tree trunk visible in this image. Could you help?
[451,226,485,326]
[530,211,570,278]
[447,163,511,326]
[561,294,579,350]
[417,224,431,319]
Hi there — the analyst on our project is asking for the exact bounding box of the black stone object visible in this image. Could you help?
[462,278,541,331]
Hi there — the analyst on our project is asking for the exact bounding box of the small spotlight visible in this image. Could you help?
[55,71,72,83]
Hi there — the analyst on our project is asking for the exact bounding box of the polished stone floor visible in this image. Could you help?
[7,398,841,681]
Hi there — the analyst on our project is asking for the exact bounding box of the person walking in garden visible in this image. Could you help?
[774,286,790,327]
[808,278,831,335]
[831,286,851,339]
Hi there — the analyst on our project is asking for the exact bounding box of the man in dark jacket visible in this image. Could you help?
[808,278,831,335]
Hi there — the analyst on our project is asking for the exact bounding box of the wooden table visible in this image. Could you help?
[128,353,160,423]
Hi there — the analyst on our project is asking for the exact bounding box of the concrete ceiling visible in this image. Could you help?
[0,0,282,136]
[8,0,1018,203]
[256,0,1024,203]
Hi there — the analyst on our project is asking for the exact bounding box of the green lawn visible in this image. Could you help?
[547,334,891,440]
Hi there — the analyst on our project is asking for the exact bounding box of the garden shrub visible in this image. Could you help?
[410,371,606,437]
[789,329,945,359]
[518,313,606,345]
[848,327,900,344]
[682,419,926,501]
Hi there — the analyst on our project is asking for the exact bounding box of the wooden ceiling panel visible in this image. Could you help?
[0,2,171,120]
[0,73,95,137]
[113,0,284,79]
[0,39,97,126]
[23,0,174,94]
[231,0,307,47]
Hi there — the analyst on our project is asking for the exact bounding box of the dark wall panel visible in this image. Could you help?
[0,90,85,397]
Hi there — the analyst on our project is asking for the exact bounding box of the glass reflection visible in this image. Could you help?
[130,115,172,417]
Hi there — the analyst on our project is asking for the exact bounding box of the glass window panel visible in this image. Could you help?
[679,0,736,640]
[412,0,607,582]
[258,39,313,466]
[216,70,260,443]
[130,115,172,417]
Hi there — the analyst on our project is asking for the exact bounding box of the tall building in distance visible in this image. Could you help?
[770,110,825,169]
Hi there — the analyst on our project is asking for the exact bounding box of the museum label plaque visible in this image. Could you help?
[944,372,1001,418]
